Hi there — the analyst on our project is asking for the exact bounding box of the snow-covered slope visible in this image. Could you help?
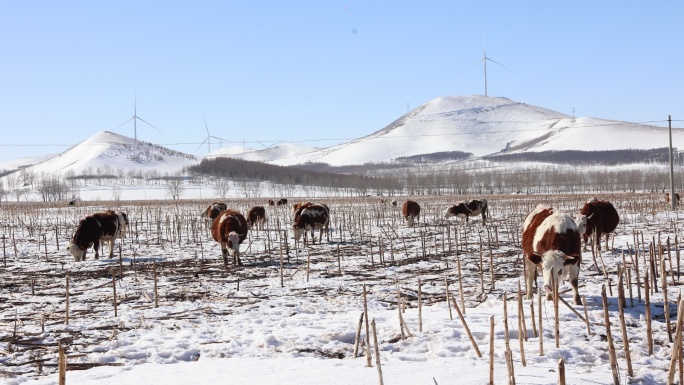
[22,131,198,176]
[0,154,56,175]
[204,146,255,159]
[272,95,683,166]
[207,143,320,163]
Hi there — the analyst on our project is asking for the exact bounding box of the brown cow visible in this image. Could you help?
[522,204,582,304]
[246,205,267,231]
[445,199,488,224]
[68,211,125,261]
[401,200,421,227]
[292,204,330,244]
[575,197,619,252]
[268,199,276,206]
[211,209,249,266]
[292,201,313,218]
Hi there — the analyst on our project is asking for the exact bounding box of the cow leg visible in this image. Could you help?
[481,212,486,225]
[524,258,537,300]
[234,253,242,266]
[221,244,229,266]
[567,265,582,305]
[582,234,588,252]
[108,239,115,258]
[94,240,100,259]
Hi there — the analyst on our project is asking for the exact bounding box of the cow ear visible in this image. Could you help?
[587,213,594,219]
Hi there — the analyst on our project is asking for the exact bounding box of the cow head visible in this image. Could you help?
[540,251,578,295]
[68,242,86,262]
[445,206,456,219]
[227,231,241,257]
[292,221,306,241]
[574,213,593,235]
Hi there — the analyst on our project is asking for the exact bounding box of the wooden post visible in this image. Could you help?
[583,295,591,336]
[457,256,466,315]
[489,315,495,385]
[371,319,384,385]
[445,276,453,320]
[645,271,654,356]
[65,274,69,325]
[538,286,544,356]
[617,272,634,378]
[451,297,481,357]
[558,357,566,385]
[353,312,364,358]
[364,284,372,367]
[418,278,423,333]
[601,286,620,385]
[395,281,412,339]
[112,271,118,317]
[668,300,684,384]
[529,301,537,338]
[553,275,560,348]
[153,260,159,308]
[58,341,66,385]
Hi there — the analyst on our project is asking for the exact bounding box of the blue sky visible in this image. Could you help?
[1,1,682,163]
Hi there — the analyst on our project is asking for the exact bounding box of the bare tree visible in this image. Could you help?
[166,174,185,200]
[213,177,231,199]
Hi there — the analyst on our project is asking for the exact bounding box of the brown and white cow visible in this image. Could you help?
[68,210,126,261]
[277,198,288,206]
[522,204,582,304]
[445,199,488,224]
[401,200,421,227]
[211,209,249,266]
[268,199,276,206]
[205,201,228,223]
[246,205,267,231]
[575,197,620,252]
[292,204,330,244]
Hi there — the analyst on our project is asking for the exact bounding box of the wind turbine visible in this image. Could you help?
[197,116,227,154]
[467,40,510,96]
[113,97,162,140]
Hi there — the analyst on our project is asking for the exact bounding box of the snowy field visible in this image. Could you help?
[1,192,683,384]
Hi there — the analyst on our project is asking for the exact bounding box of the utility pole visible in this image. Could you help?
[669,115,676,210]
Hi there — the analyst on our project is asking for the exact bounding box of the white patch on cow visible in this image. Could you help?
[586,197,598,204]
[540,250,569,291]
[533,213,577,253]
[575,214,587,235]
[68,242,85,261]
[523,204,552,232]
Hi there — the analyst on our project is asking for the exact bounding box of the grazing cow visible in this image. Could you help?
[522,205,582,304]
[211,209,249,266]
[205,201,228,223]
[665,193,680,206]
[277,198,288,206]
[268,199,276,206]
[292,204,330,244]
[575,197,620,252]
[68,200,75,206]
[401,200,421,227]
[391,200,397,207]
[445,199,488,224]
[246,205,267,231]
[68,211,123,261]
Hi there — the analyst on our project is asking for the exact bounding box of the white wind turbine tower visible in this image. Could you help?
[468,39,510,96]
[197,116,227,154]
[113,97,162,140]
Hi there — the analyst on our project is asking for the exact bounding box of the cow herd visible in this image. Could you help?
[66,196,622,304]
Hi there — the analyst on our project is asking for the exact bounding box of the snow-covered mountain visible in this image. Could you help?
[18,131,198,177]
[272,95,684,166]
[3,96,681,179]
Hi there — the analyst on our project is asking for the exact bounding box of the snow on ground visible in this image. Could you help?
[1,193,683,384]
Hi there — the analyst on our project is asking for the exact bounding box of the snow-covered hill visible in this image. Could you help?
[20,131,198,177]
[272,95,683,166]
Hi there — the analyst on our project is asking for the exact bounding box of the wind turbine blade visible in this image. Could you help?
[459,58,485,75]
[485,57,512,72]
[112,116,134,131]
[136,116,163,133]
[196,137,208,151]
[203,115,210,136]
